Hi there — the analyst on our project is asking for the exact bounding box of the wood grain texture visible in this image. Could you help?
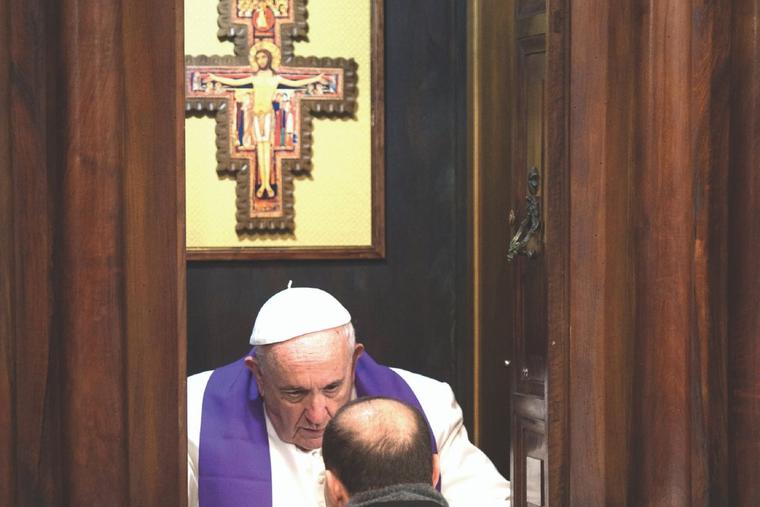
[544,0,570,504]
[632,1,695,503]
[729,0,760,504]
[631,2,732,504]
[471,0,750,503]
[511,20,549,507]
[187,245,384,261]
[58,1,131,502]
[473,0,514,477]
[370,0,387,259]
[448,0,474,442]
[122,0,186,503]
[0,0,15,503]
[9,0,65,502]
[5,0,186,503]
[564,1,742,504]
[568,0,635,504]
[687,1,731,503]
[473,4,571,500]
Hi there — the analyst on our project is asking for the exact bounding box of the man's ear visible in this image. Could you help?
[431,453,441,488]
[244,355,264,392]
[324,469,349,507]
[352,343,365,367]
[350,343,365,382]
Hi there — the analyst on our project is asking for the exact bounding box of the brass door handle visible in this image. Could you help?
[507,167,542,262]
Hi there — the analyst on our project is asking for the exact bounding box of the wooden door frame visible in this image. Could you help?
[468,0,514,477]
[469,0,569,503]
[0,0,187,503]
[543,0,570,503]
[472,0,760,505]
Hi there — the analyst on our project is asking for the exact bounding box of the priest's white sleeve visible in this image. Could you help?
[393,368,512,507]
[187,370,213,507]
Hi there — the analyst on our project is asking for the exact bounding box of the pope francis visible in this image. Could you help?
[187,284,511,506]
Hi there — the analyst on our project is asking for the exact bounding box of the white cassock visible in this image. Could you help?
[187,366,512,507]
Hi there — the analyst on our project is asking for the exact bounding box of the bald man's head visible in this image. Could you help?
[322,397,434,496]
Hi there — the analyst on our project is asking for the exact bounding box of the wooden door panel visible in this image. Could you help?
[2,0,186,503]
[513,33,548,398]
[510,2,549,506]
[475,0,569,502]
[513,416,547,507]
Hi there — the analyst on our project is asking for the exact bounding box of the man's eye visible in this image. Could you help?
[283,391,305,400]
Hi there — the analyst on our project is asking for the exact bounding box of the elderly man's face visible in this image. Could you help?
[246,327,363,450]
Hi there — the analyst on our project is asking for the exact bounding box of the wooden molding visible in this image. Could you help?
[186,0,385,259]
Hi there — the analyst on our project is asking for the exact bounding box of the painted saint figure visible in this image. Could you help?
[252,0,276,35]
[206,48,327,199]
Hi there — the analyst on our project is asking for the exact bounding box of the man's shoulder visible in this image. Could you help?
[187,369,214,393]
[347,483,448,507]
[388,367,456,407]
[390,367,450,392]
[382,365,463,443]
[187,370,215,446]
[187,355,245,393]
[187,370,214,413]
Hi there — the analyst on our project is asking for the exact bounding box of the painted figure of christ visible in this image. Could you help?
[206,48,327,199]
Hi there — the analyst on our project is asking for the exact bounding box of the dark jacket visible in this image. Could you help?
[347,483,449,507]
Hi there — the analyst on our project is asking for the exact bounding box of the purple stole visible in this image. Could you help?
[198,352,439,507]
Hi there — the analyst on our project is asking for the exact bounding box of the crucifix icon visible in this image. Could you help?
[185,0,358,232]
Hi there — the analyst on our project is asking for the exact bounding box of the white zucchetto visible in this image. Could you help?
[249,284,351,345]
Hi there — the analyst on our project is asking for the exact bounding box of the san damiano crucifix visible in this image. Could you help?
[185,0,358,232]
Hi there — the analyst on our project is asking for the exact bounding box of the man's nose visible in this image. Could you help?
[304,394,330,426]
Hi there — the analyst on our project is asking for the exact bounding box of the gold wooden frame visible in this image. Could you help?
[185,0,385,261]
